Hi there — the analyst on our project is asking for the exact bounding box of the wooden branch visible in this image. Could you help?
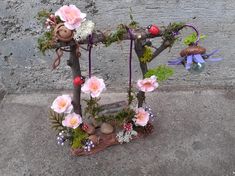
[134,39,148,107]
[54,27,165,48]
[150,40,171,62]
[69,45,82,115]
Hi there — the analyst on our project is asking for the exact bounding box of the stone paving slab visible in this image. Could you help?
[0,90,234,176]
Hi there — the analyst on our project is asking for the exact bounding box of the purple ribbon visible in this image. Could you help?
[88,34,93,78]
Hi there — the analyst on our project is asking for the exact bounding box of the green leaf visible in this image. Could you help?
[183,33,206,46]
[48,109,66,132]
[84,97,102,118]
[145,65,174,82]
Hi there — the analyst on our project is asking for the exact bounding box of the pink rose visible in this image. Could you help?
[133,107,150,126]
[81,76,106,98]
[51,95,73,114]
[62,113,82,129]
[137,75,158,92]
[55,5,86,30]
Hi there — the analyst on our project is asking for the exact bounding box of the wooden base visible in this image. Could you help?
[71,130,145,156]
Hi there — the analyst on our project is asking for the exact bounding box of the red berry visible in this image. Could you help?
[148,24,160,36]
[123,123,133,132]
[73,76,84,86]
[82,123,89,131]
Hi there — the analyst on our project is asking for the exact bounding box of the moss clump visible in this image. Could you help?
[37,9,51,22]
[98,108,135,125]
[38,31,54,54]
[145,65,174,82]
[71,128,88,149]
[140,46,153,63]
[104,25,126,47]
[162,22,185,47]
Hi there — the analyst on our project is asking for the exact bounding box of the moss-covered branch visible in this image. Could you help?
[53,22,185,48]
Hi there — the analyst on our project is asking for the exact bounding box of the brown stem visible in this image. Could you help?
[69,44,82,115]
[150,40,171,62]
[134,39,148,107]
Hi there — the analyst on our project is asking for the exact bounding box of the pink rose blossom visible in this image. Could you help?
[55,5,86,30]
[133,107,150,126]
[137,75,158,92]
[62,113,82,129]
[81,76,106,98]
[51,95,73,114]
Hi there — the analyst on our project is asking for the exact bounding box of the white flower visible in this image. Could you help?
[133,107,150,127]
[51,95,73,114]
[137,75,159,92]
[81,76,106,98]
[62,112,83,129]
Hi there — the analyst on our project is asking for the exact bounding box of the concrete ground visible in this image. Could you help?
[0,0,235,93]
[0,89,234,176]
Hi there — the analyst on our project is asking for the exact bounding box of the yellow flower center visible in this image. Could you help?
[58,99,67,108]
[136,113,145,120]
[90,82,99,92]
[69,117,78,126]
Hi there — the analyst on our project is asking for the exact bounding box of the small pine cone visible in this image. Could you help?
[144,123,154,135]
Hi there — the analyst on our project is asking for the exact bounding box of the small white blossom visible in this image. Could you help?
[116,129,138,144]
[74,20,95,41]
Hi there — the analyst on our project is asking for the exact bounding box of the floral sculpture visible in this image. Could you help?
[37,5,222,156]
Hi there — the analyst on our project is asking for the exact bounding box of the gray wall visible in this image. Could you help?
[0,0,235,93]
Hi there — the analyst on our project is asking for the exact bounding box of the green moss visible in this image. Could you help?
[98,108,135,125]
[128,8,139,29]
[162,22,185,47]
[183,33,206,46]
[71,128,88,149]
[140,46,153,63]
[37,31,54,54]
[36,9,51,22]
[145,65,174,82]
[104,25,126,47]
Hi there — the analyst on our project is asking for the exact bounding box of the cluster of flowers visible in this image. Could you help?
[51,75,158,128]
[51,75,158,148]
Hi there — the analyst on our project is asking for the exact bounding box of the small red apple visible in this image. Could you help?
[73,76,85,86]
[147,24,160,36]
